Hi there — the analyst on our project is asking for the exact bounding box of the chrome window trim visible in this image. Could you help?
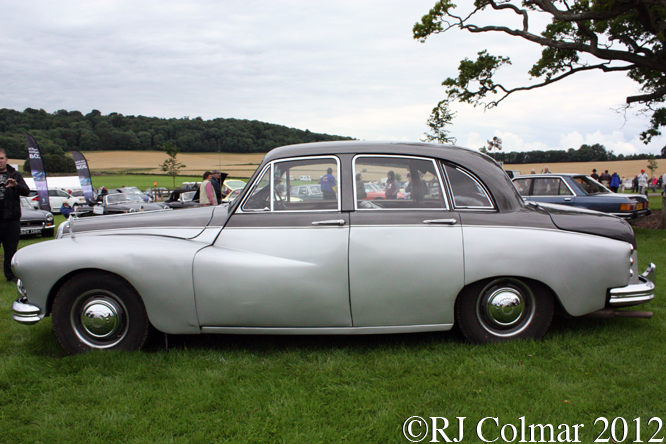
[531,176,576,197]
[441,163,496,210]
[238,156,341,214]
[238,164,272,213]
[352,154,450,211]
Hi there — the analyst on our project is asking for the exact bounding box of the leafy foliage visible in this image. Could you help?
[489,142,659,164]
[0,108,354,160]
[414,0,666,143]
[421,99,457,144]
[160,142,186,189]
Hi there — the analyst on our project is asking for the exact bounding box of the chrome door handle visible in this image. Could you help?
[312,219,346,226]
[423,219,457,225]
[564,198,572,201]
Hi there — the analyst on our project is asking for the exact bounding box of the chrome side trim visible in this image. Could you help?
[609,264,656,307]
[201,324,454,335]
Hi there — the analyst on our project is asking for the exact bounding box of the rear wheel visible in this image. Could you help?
[455,278,554,344]
[52,272,151,354]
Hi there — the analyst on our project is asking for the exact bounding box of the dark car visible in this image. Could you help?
[512,174,651,220]
[75,193,171,216]
[162,189,201,209]
[19,196,55,237]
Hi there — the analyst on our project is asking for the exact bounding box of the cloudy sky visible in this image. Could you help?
[1,0,663,156]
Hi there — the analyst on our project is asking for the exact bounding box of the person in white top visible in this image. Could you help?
[637,169,649,195]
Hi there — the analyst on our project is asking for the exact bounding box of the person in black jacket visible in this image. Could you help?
[0,148,30,282]
[211,170,223,204]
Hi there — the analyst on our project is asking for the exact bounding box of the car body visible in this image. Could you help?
[28,189,87,213]
[162,189,201,209]
[75,193,171,216]
[144,187,170,199]
[513,174,651,220]
[11,141,656,354]
[222,179,246,200]
[361,182,405,200]
[19,196,55,237]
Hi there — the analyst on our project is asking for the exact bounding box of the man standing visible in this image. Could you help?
[0,148,29,282]
[638,169,649,195]
[210,170,223,204]
[319,167,337,200]
[591,169,600,181]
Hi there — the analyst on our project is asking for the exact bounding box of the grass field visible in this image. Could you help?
[1,208,665,442]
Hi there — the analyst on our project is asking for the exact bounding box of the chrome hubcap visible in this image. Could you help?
[80,300,122,338]
[485,288,524,327]
[477,279,535,336]
[71,290,129,348]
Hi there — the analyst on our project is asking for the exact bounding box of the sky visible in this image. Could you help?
[1,0,663,157]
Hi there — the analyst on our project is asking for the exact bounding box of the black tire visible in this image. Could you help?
[455,278,554,344]
[52,272,151,354]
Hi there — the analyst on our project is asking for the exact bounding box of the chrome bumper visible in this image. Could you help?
[609,263,656,307]
[11,279,44,325]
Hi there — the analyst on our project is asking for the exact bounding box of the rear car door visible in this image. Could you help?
[348,155,464,327]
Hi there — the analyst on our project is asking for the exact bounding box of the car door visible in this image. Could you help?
[348,155,464,327]
[193,156,352,328]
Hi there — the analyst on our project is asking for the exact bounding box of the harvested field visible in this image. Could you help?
[9,152,665,180]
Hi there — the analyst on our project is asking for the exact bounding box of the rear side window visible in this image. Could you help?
[513,178,532,196]
[444,164,494,209]
[532,178,573,196]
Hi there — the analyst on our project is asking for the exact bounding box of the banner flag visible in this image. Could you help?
[25,134,51,211]
[71,151,95,204]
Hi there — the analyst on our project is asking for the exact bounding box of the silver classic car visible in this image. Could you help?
[11,142,656,353]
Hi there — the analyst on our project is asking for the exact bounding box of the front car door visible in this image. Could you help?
[193,156,352,328]
[348,155,464,328]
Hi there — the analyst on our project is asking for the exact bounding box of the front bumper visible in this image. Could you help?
[609,263,656,307]
[11,280,44,325]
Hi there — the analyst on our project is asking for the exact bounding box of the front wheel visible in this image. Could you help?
[52,272,151,354]
[455,278,554,344]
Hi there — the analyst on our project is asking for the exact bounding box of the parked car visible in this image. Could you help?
[28,189,86,213]
[512,174,651,220]
[116,187,153,203]
[11,141,656,354]
[19,196,55,237]
[75,193,171,216]
[222,179,247,202]
[162,189,201,209]
[290,184,324,201]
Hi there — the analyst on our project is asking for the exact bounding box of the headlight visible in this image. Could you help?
[46,214,54,222]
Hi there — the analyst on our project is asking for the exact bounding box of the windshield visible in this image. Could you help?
[106,193,143,204]
[573,176,611,195]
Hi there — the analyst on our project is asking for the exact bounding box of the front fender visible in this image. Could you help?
[13,235,209,334]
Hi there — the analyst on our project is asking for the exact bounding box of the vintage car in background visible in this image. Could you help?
[11,141,656,354]
[19,196,55,237]
[162,189,201,209]
[512,174,651,220]
[290,184,324,201]
[222,179,247,201]
[74,193,170,216]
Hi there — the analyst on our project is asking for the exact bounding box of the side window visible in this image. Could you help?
[354,156,445,210]
[444,164,494,209]
[533,178,572,196]
[513,178,532,196]
[242,167,271,211]
[241,158,340,212]
[275,158,339,211]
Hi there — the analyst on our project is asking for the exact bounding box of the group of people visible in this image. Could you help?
[200,170,224,205]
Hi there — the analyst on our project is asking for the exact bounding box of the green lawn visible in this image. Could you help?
[0,227,664,443]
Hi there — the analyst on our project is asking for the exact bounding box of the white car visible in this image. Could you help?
[29,189,86,213]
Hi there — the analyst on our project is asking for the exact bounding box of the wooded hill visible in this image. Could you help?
[0,108,354,160]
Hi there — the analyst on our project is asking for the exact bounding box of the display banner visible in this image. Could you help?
[71,151,95,204]
[25,134,51,211]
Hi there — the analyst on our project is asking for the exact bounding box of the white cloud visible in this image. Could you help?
[0,0,663,155]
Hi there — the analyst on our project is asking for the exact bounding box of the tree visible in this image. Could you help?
[486,136,502,159]
[414,0,666,143]
[421,99,457,144]
[160,141,186,189]
[647,157,659,176]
